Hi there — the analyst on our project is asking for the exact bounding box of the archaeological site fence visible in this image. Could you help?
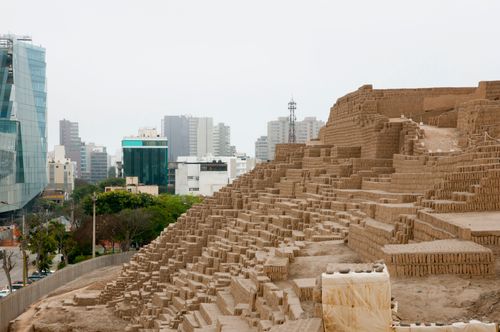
[0,251,134,331]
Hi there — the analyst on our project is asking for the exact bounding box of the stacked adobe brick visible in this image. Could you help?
[100,81,500,331]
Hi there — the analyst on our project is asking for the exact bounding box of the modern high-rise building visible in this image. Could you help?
[162,115,233,159]
[80,142,108,183]
[59,119,82,177]
[296,117,325,143]
[80,142,93,181]
[193,117,213,157]
[188,117,199,156]
[265,116,324,160]
[213,122,232,156]
[122,128,168,193]
[255,136,269,161]
[89,146,108,183]
[267,117,289,160]
[0,35,47,214]
[161,115,189,162]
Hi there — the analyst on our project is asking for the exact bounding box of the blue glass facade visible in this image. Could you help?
[0,36,47,213]
[122,138,168,193]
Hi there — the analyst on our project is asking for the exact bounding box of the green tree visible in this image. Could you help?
[72,179,98,204]
[27,226,57,272]
[157,194,202,219]
[49,220,76,267]
[82,191,158,215]
[107,166,117,179]
[98,177,125,192]
[114,208,152,251]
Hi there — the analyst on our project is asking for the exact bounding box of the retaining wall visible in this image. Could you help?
[0,251,134,331]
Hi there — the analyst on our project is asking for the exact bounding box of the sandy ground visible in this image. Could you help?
[9,241,500,330]
[430,212,500,232]
[392,258,500,324]
[293,241,500,324]
[10,265,128,332]
[419,125,461,152]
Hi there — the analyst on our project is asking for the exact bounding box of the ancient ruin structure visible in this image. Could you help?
[98,81,500,331]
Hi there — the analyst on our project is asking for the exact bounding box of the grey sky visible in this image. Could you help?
[2,0,500,156]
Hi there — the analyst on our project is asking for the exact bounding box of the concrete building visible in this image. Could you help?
[175,155,255,196]
[234,154,256,178]
[162,115,234,159]
[296,117,325,143]
[47,145,75,197]
[194,117,213,157]
[188,117,199,156]
[80,143,108,183]
[105,176,159,196]
[90,146,108,183]
[267,117,289,161]
[59,119,82,177]
[255,135,269,161]
[213,122,232,156]
[122,128,168,193]
[80,142,94,181]
[161,115,190,162]
[175,159,229,196]
[0,35,47,214]
[266,116,324,160]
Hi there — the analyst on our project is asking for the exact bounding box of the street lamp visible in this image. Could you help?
[92,192,97,259]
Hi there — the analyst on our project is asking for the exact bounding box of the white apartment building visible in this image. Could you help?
[255,135,269,161]
[175,155,256,196]
[47,145,75,197]
[213,122,232,156]
[267,117,289,160]
[266,116,324,160]
[296,117,325,143]
[188,117,213,157]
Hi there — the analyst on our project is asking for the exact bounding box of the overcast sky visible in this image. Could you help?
[2,0,500,156]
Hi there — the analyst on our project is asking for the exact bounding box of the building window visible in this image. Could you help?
[189,188,199,191]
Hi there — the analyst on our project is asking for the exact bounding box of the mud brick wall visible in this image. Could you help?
[95,81,500,332]
[320,82,500,160]
[427,109,458,128]
[388,172,443,193]
[374,204,418,224]
[478,80,500,100]
[457,99,500,141]
[347,220,396,262]
[382,240,494,277]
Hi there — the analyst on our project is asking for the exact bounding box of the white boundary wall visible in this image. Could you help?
[0,252,134,331]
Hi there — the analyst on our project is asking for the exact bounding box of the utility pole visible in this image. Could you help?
[22,212,27,286]
[92,192,97,258]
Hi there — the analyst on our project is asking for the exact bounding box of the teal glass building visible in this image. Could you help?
[122,135,168,193]
[0,35,47,214]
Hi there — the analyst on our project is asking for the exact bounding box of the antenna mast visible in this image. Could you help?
[288,98,297,143]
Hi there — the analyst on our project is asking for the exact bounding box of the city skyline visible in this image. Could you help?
[3,1,499,155]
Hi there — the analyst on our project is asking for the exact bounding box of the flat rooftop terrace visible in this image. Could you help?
[431,212,500,236]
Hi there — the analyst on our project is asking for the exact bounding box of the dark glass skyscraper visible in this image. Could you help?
[0,35,47,214]
[122,131,168,193]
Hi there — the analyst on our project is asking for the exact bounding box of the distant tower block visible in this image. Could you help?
[288,98,297,143]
